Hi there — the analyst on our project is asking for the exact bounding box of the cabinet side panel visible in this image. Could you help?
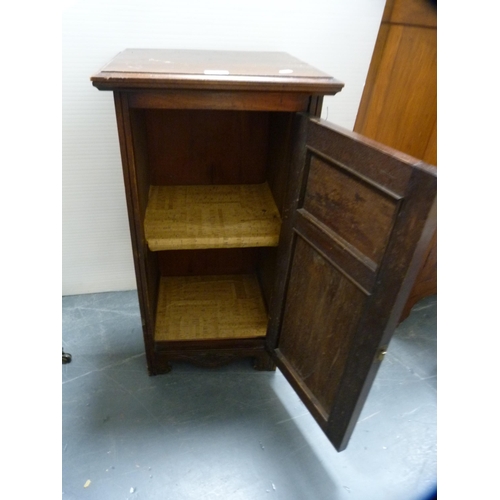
[266,113,294,216]
[128,108,160,329]
[115,93,159,372]
[128,110,151,221]
[267,113,309,349]
[256,247,278,311]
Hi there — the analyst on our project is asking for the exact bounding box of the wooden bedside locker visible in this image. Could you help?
[91,49,436,451]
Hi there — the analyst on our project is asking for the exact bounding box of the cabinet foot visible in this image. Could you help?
[253,352,276,371]
[62,349,72,364]
[149,341,273,373]
[151,359,172,375]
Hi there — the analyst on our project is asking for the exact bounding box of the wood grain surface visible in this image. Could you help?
[354,0,437,321]
[91,49,344,93]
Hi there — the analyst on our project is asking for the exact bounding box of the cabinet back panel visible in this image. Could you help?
[158,248,259,277]
[145,110,269,185]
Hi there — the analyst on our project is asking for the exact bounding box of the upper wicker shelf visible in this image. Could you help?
[144,183,281,251]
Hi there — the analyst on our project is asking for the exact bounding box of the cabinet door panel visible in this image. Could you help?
[268,116,436,451]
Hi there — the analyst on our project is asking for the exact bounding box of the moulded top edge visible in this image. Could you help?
[90,49,345,93]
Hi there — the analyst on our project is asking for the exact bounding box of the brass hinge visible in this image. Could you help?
[376,346,388,362]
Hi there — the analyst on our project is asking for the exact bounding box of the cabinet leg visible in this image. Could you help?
[150,358,172,375]
[253,352,276,371]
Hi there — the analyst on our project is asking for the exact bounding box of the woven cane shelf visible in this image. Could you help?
[154,274,268,341]
[144,183,281,251]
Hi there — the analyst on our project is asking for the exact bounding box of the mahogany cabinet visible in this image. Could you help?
[91,49,436,451]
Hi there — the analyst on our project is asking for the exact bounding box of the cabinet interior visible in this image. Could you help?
[129,108,295,343]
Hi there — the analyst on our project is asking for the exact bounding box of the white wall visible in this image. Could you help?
[62,0,385,296]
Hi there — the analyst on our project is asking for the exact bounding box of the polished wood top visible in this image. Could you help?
[91,49,344,93]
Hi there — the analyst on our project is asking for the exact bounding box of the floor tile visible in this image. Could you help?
[63,292,437,500]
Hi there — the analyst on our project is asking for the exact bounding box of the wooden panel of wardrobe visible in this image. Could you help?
[354,0,437,320]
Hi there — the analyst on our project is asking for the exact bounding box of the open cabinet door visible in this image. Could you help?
[267,115,436,451]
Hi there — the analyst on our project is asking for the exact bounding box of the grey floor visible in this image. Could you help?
[62,292,437,500]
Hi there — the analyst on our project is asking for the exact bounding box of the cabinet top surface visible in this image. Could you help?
[91,49,344,93]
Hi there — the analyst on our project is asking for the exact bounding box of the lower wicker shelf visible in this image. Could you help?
[154,274,268,342]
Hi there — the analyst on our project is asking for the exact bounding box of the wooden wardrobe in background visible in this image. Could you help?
[354,0,437,321]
